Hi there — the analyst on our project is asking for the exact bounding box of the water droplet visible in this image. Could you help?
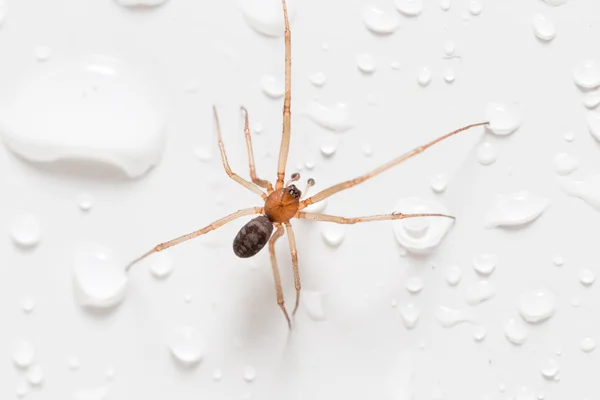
[563,131,575,142]
[498,383,507,393]
[193,147,211,162]
[363,7,400,34]
[260,74,284,99]
[213,369,223,382]
[105,367,115,380]
[405,277,424,294]
[320,136,338,157]
[439,0,450,11]
[518,288,557,323]
[400,303,420,329]
[553,255,564,266]
[303,101,356,132]
[583,92,600,109]
[468,0,482,15]
[303,291,326,321]
[466,281,496,305]
[445,264,462,286]
[27,365,44,386]
[16,382,27,398]
[34,46,52,62]
[243,365,257,382]
[443,69,455,83]
[390,60,401,70]
[561,173,600,212]
[573,60,600,90]
[73,385,109,400]
[390,298,398,307]
[9,213,41,248]
[588,111,600,142]
[309,72,327,87]
[253,123,263,134]
[476,142,498,166]
[554,153,579,176]
[239,0,297,37]
[504,317,529,345]
[167,326,204,367]
[73,243,128,309]
[304,160,315,170]
[571,297,581,307]
[21,297,35,313]
[540,358,559,380]
[472,253,497,276]
[532,14,556,41]
[581,337,596,353]
[430,174,447,193]
[321,224,345,247]
[68,357,80,370]
[362,143,373,157]
[443,41,455,56]
[579,269,595,286]
[77,192,94,212]
[484,191,550,229]
[392,197,454,254]
[184,294,192,304]
[436,306,473,327]
[395,0,423,16]
[473,326,487,341]
[149,252,174,279]
[356,53,376,74]
[417,67,432,86]
[115,0,169,6]
[484,102,521,135]
[13,340,35,368]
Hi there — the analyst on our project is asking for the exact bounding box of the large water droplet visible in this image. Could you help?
[561,173,600,212]
[363,7,400,34]
[73,243,128,309]
[167,326,204,367]
[303,101,356,132]
[260,74,284,99]
[573,60,600,90]
[405,277,424,294]
[321,224,345,247]
[73,386,109,400]
[395,0,423,16]
[579,269,595,286]
[13,340,35,368]
[484,102,521,135]
[472,253,497,276]
[465,281,495,305]
[484,191,549,229]
[532,14,556,41]
[540,358,559,380]
[239,0,297,37]
[115,0,170,7]
[436,306,473,327]
[518,289,557,323]
[392,197,454,254]
[243,365,257,382]
[400,303,420,329]
[149,252,174,279]
[445,264,462,286]
[583,92,600,109]
[587,112,600,142]
[9,213,41,248]
[554,153,579,176]
[309,72,327,87]
[504,317,528,345]
[417,67,432,86]
[27,365,44,386]
[476,142,498,166]
[356,53,377,74]
[0,55,167,178]
[581,337,596,353]
[303,291,326,321]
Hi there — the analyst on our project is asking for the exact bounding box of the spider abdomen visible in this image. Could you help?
[233,215,274,258]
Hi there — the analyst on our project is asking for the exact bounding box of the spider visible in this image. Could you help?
[126,0,488,329]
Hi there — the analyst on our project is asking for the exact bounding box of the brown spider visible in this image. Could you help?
[126,0,488,329]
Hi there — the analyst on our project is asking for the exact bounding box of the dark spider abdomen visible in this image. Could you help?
[233,215,274,258]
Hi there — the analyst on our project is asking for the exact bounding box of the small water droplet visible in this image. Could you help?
[518,288,557,323]
[105,367,115,380]
[303,291,326,321]
[184,294,192,304]
[468,0,482,15]
[73,385,109,400]
[573,60,600,90]
[115,0,169,6]
[484,102,521,135]
[400,303,420,329]
[465,281,496,305]
[436,306,473,327]
[304,160,315,170]
[430,174,447,193]
[16,382,27,398]
[356,53,377,74]
[554,153,579,176]
[34,46,52,62]
[304,101,356,132]
[68,357,80,370]
[476,142,498,166]
[77,192,94,212]
[498,383,507,393]
[472,253,497,276]
[581,337,596,353]
[443,69,455,83]
[532,14,556,41]
[563,131,575,142]
[27,365,44,386]
[213,368,223,382]
[439,0,450,11]
[309,72,327,87]
[473,326,487,341]
[504,317,529,345]
[405,277,424,294]
[21,297,35,313]
[571,297,581,307]
[9,213,41,248]
[579,269,596,286]
[553,255,564,266]
[417,67,432,86]
[193,147,211,162]
[540,358,559,380]
[320,136,338,157]
[243,365,257,382]
[445,264,462,286]
[363,7,400,34]
[361,143,373,157]
[561,173,600,212]
[443,41,455,56]
[239,0,297,37]
[167,326,204,367]
[395,0,423,16]
[321,224,345,247]
[149,252,174,279]
[588,111,600,142]
[73,243,128,309]
[390,298,398,307]
[260,74,284,99]
[253,123,263,134]
[13,340,35,369]
[583,92,600,109]
[484,191,549,229]
[390,60,401,70]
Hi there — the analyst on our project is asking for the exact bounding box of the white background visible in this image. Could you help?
[1,0,600,399]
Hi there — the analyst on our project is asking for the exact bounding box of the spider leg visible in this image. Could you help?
[275,0,292,190]
[125,207,263,272]
[240,106,274,193]
[295,211,455,224]
[213,106,267,200]
[269,223,292,329]
[284,222,301,316]
[299,122,489,209]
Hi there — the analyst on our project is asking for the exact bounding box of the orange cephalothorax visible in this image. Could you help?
[264,185,301,223]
